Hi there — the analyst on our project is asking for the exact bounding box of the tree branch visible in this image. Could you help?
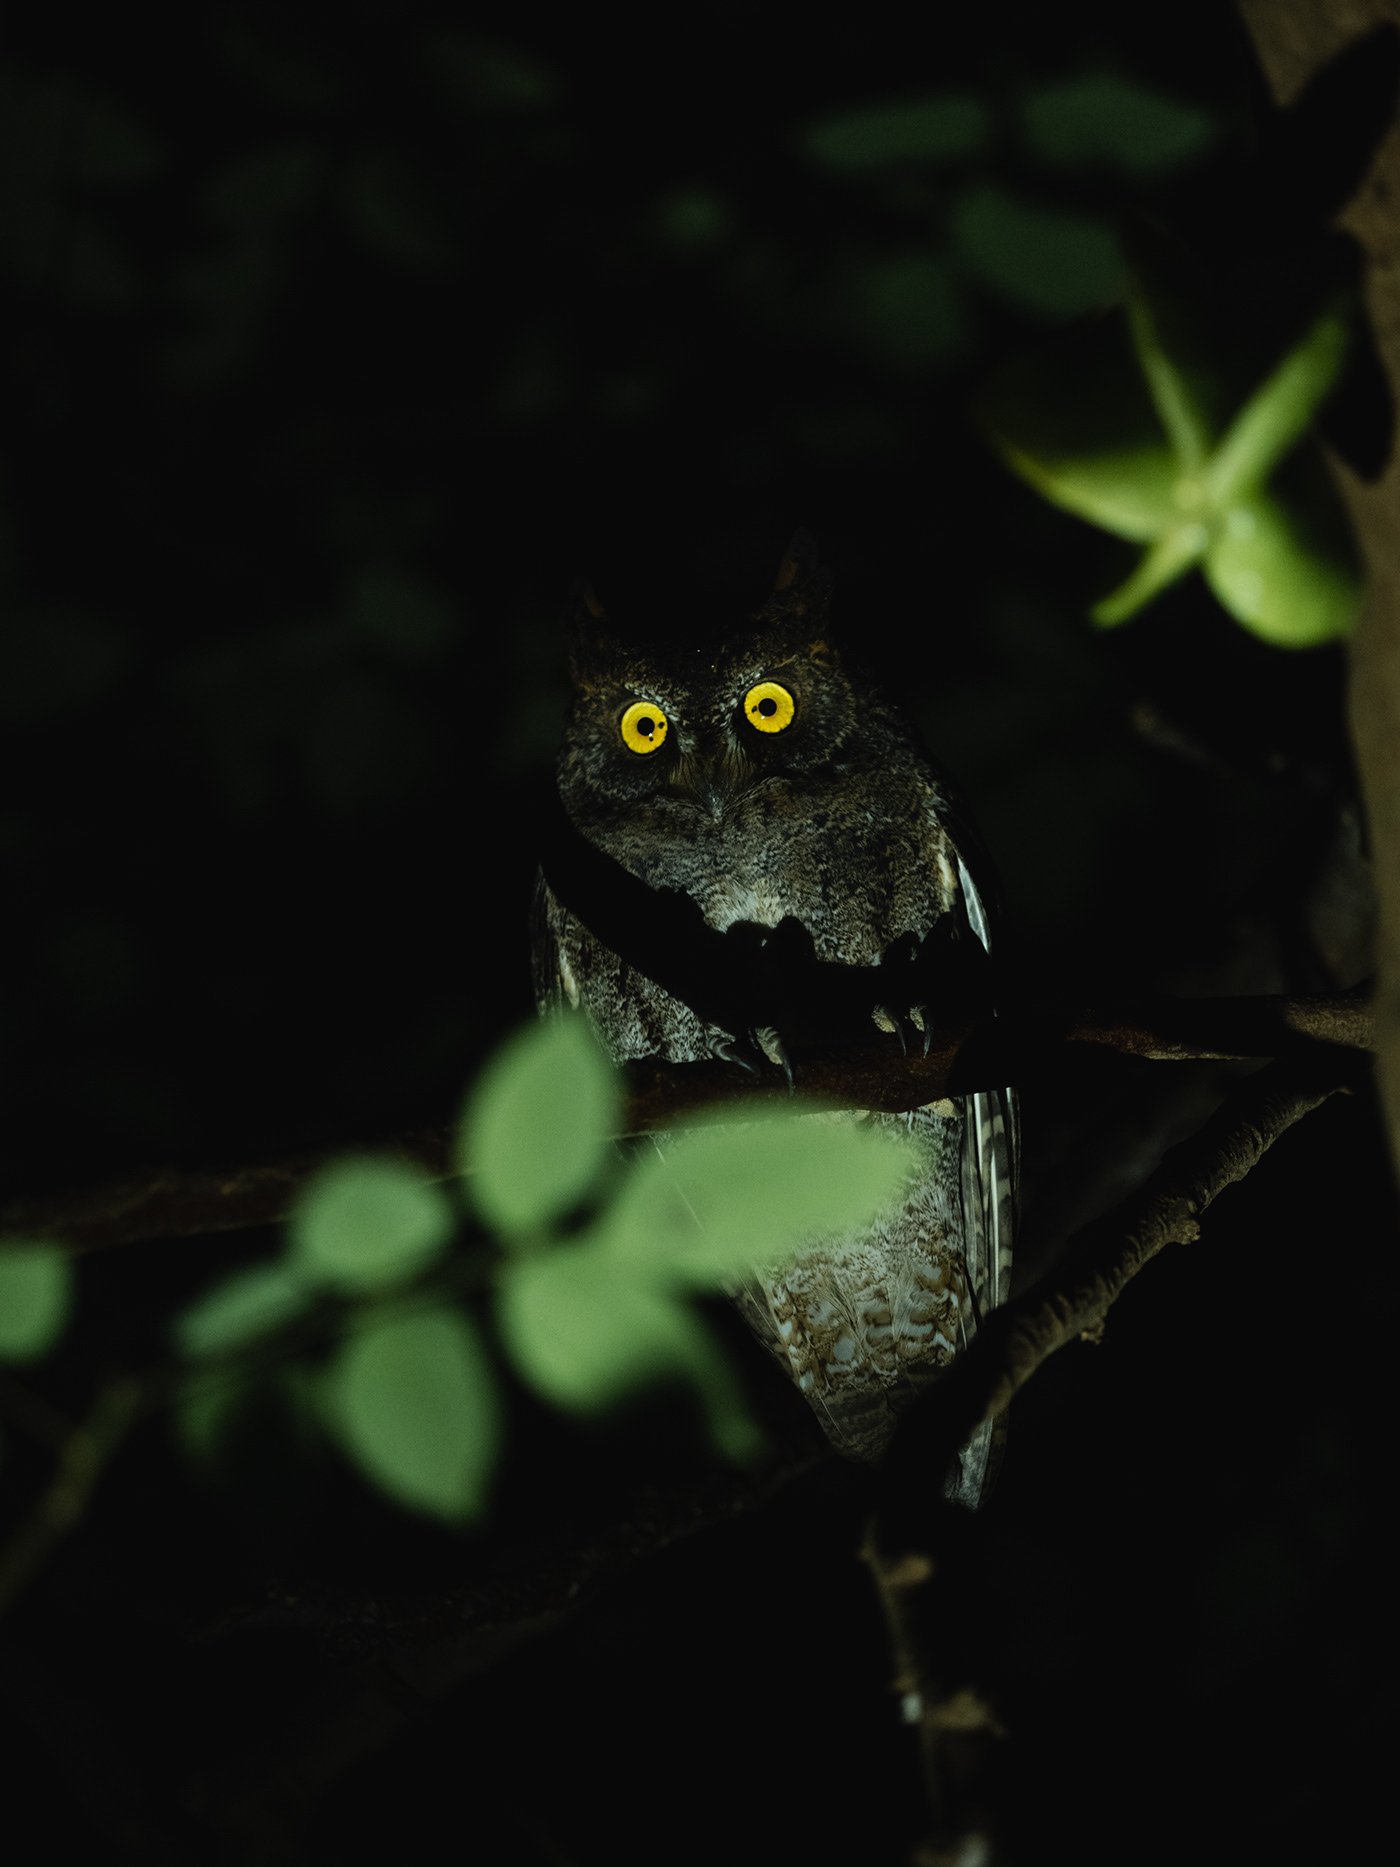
[0,988,1372,1254]
[860,1049,1356,1864]
[872,1052,1355,1552]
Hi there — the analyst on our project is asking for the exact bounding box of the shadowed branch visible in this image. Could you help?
[0,987,1372,1256]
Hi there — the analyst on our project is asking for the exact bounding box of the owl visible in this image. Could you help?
[530,532,1016,1506]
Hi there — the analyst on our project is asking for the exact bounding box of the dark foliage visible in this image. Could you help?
[0,4,1391,1862]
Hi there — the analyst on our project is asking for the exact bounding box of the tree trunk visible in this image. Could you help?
[1237,0,1400,1172]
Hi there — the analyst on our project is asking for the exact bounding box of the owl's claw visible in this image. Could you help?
[873,1002,929,1057]
[908,1004,931,1058]
[712,1037,761,1074]
[712,1028,795,1090]
[753,1025,795,1092]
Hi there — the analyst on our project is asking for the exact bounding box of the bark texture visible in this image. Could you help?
[1239,0,1400,1172]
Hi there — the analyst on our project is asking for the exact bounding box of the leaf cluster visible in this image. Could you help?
[977,268,1362,647]
[157,1016,914,1522]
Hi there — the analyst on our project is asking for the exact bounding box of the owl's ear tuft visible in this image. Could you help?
[773,528,830,600]
[563,577,623,690]
[759,529,835,661]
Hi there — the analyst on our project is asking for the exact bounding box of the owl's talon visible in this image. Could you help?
[872,1003,908,1056]
[753,1025,795,1091]
[908,1003,931,1058]
[712,1037,760,1074]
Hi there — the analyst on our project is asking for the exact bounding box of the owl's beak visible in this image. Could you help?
[669,747,750,817]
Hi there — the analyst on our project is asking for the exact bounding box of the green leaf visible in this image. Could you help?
[848,253,965,370]
[462,1015,619,1234]
[496,1249,761,1459]
[798,93,989,170]
[1091,524,1209,627]
[1126,284,1212,471]
[998,440,1182,542]
[172,1365,253,1463]
[1205,307,1351,505]
[1023,74,1217,175]
[977,319,1182,539]
[324,1305,500,1519]
[980,287,1362,645]
[951,184,1121,318]
[596,1110,915,1285]
[291,1156,455,1292]
[1203,487,1361,648]
[0,1245,73,1362]
[175,1363,328,1490]
[173,1260,312,1359]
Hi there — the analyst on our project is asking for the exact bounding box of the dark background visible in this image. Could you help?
[0,5,1392,1863]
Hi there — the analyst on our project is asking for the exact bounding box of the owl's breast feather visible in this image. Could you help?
[580,774,961,966]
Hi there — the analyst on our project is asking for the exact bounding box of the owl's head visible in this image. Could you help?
[557,530,901,815]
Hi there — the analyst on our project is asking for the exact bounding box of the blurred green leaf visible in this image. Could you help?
[202,142,326,226]
[951,184,1121,317]
[998,440,1181,542]
[1202,485,1359,648]
[216,16,348,115]
[462,1016,618,1235]
[848,252,965,369]
[1204,307,1351,505]
[423,32,562,115]
[176,1363,326,1473]
[977,317,1181,539]
[173,1365,252,1463]
[799,93,989,170]
[1023,73,1217,174]
[174,1261,311,1360]
[1127,286,1213,470]
[291,1157,455,1293]
[655,189,733,255]
[1090,524,1210,626]
[0,1244,72,1362]
[597,1110,915,1285]
[324,1305,499,1519]
[496,1248,760,1460]
[338,148,457,270]
[984,288,1362,645]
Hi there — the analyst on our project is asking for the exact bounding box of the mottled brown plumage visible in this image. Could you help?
[531,532,1016,1502]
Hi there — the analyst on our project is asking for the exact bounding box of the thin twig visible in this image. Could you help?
[0,1373,147,1618]
[0,989,1373,1255]
[860,1536,1006,1867]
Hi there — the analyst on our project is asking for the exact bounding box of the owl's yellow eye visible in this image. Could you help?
[620,699,669,754]
[743,681,795,734]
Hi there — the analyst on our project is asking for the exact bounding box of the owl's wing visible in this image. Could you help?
[944,853,1019,1510]
[529,868,565,1014]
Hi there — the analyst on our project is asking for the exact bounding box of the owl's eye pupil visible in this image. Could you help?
[638,716,656,737]
[757,697,777,717]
